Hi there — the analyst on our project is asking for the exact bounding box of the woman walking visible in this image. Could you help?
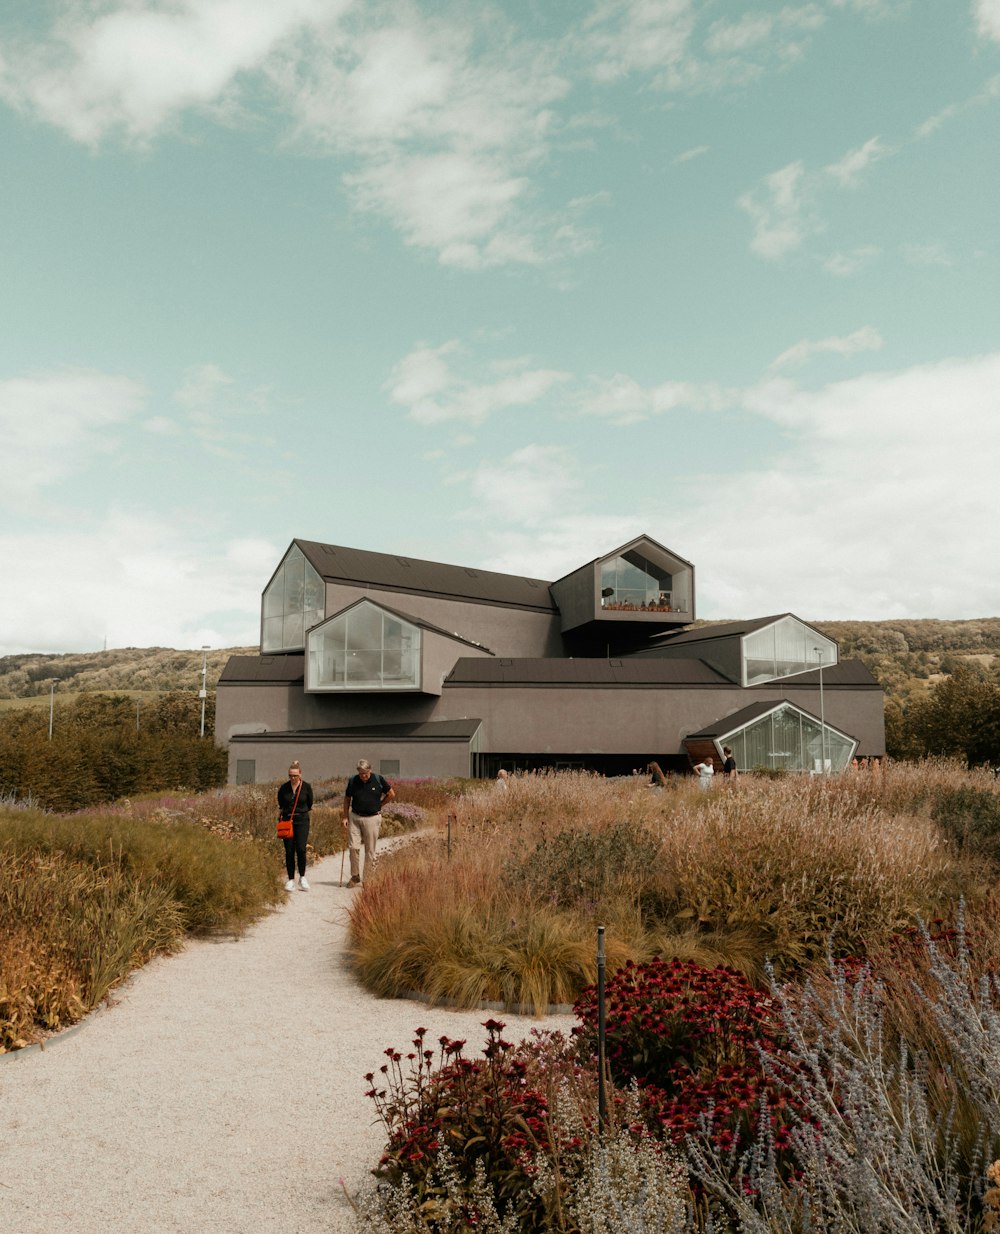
[277,760,313,891]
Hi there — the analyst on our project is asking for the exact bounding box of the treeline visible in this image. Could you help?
[883,665,1000,766]
[0,646,253,700]
[814,619,1000,702]
[0,693,227,812]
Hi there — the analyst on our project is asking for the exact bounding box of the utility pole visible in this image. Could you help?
[814,646,827,773]
[48,680,56,740]
[199,645,210,738]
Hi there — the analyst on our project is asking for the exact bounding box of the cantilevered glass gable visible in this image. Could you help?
[724,703,856,773]
[306,600,421,691]
[261,544,325,654]
[743,616,837,686]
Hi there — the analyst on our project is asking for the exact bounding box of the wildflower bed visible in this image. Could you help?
[351,760,1000,1232]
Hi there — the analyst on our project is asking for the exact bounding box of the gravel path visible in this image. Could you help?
[0,850,576,1234]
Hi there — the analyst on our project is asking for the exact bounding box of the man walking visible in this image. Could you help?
[342,759,395,887]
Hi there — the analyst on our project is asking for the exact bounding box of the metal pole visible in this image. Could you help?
[597,925,607,1133]
[447,814,454,860]
[814,647,827,773]
[199,645,210,738]
[48,682,55,741]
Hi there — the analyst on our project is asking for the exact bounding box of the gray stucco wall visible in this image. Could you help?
[436,683,883,759]
[218,675,884,784]
[322,581,563,657]
[228,735,473,784]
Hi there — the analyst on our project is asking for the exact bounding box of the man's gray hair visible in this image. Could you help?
[357,758,371,771]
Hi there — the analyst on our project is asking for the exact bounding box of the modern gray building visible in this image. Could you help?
[215,534,884,784]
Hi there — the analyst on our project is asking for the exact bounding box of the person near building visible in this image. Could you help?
[693,757,715,790]
[722,746,738,779]
[342,759,395,887]
[277,760,313,891]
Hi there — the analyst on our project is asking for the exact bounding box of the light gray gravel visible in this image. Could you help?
[0,850,575,1234]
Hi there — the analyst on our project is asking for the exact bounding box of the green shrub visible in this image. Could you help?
[931,784,1000,865]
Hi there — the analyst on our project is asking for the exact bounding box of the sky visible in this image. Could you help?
[2,0,999,657]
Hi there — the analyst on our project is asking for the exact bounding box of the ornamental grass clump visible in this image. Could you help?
[658,773,965,972]
[0,847,184,1051]
[0,803,284,1049]
[348,766,983,1010]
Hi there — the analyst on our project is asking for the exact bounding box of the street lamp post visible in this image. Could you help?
[199,645,210,738]
[813,646,827,773]
[48,680,56,741]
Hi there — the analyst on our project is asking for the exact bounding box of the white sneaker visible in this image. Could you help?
[299,876,310,891]
[285,879,296,891]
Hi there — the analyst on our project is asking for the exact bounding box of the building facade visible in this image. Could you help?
[215,535,885,784]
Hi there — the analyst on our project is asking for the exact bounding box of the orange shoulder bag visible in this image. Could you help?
[277,780,302,839]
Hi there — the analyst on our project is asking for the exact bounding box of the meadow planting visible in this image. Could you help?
[349,761,1000,1232]
[0,774,443,1052]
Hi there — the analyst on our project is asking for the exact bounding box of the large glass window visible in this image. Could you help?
[601,551,677,611]
[261,545,325,653]
[725,704,855,773]
[743,617,837,686]
[306,601,421,691]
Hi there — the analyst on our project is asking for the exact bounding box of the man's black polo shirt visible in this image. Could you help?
[346,773,390,816]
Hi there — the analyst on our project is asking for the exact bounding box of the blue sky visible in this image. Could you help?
[2,0,999,655]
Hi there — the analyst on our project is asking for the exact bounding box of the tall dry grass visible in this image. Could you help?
[347,764,991,1010]
[0,805,284,1051]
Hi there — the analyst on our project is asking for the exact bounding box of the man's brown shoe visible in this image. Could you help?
[348,876,361,887]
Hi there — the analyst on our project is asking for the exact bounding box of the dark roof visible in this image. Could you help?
[295,539,556,612]
[327,596,493,654]
[651,615,793,645]
[230,719,481,742]
[782,661,879,687]
[686,698,857,743]
[220,654,304,684]
[445,657,732,686]
[685,700,798,738]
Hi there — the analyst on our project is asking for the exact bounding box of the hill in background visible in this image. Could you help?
[0,646,254,703]
[1,619,999,704]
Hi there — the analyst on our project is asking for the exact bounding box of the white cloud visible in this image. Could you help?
[580,0,825,91]
[974,0,1000,42]
[0,3,582,268]
[575,373,733,424]
[0,369,145,501]
[0,513,274,655]
[386,342,570,425]
[771,325,885,369]
[741,138,891,262]
[470,444,582,524]
[823,245,881,276]
[273,8,575,268]
[582,0,697,84]
[824,135,892,187]
[916,73,1000,138]
[479,512,645,582]
[738,161,813,259]
[0,0,338,145]
[697,352,1000,618]
[901,242,953,268]
[704,7,825,57]
[674,144,709,163]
